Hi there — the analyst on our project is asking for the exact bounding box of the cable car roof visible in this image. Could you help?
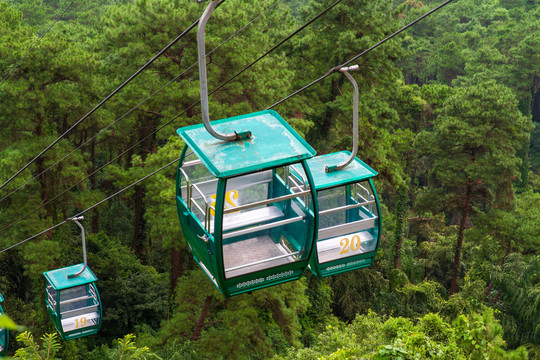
[43,264,98,290]
[177,110,316,178]
[0,293,3,302]
[297,151,377,190]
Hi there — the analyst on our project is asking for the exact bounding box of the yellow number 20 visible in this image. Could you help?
[339,235,362,255]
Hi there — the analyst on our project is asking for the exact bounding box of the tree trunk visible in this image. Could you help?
[131,185,145,253]
[394,236,403,269]
[171,246,182,295]
[320,79,340,137]
[449,181,472,295]
[484,244,511,300]
[393,190,407,269]
[191,295,213,340]
[34,117,52,220]
[531,74,539,123]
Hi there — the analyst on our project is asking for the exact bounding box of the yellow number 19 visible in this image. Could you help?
[75,317,87,328]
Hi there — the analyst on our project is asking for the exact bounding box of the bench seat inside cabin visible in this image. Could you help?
[61,310,100,332]
[210,205,285,234]
[59,292,100,332]
[316,215,377,263]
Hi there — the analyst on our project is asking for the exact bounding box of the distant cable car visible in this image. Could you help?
[292,66,381,277]
[175,0,318,297]
[43,217,102,340]
[0,293,8,357]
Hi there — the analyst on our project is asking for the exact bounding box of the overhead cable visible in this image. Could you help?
[0,157,179,255]
[267,0,456,110]
[0,0,76,87]
[0,0,340,249]
[0,3,220,191]
[0,0,283,204]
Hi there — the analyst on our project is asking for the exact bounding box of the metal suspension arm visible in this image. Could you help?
[326,65,360,173]
[67,216,87,278]
[197,0,251,141]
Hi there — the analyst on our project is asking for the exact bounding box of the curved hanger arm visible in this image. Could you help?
[198,0,251,141]
[67,216,87,278]
[325,65,359,173]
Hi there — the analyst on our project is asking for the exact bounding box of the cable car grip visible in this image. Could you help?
[197,0,250,141]
[66,217,88,279]
[325,65,360,173]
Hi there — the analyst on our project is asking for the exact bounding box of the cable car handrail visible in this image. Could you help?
[223,190,311,214]
[319,200,376,216]
[287,174,304,192]
[179,168,193,207]
[191,183,206,202]
[60,304,99,317]
[356,192,372,205]
[59,294,98,306]
[356,183,370,193]
[226,251,301,272]
[182,159,203,168]
[287,174,310,208]
[89,284,98,296]
[289,166,308,188]
[355,183,372,199]
[47,293,57,307]
[223,215,304,240]
[190,197,207,219]
[318,217,377,240]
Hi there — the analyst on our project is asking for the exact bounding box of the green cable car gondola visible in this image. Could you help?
[292,66,381,277]
[176,0,318,297]
[43,217,102,340]
[0,293,8,357]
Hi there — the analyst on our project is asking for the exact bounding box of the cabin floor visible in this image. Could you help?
[223,235,294,278]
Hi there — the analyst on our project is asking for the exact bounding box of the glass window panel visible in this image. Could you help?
[221,165,314,278]
[179,148,217,230]
[59,284,99,319]
[317,181,379,263]
[46,283,57,308]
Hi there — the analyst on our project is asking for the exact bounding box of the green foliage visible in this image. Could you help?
[88,334,161,360]
[277,309,528,360]
[13,332,61,360]
[0,314,19,331]
[0,0,538,358]
[490,254,540,349]
[156,270,310,359]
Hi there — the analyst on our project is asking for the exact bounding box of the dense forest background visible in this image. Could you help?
[0,0,539,358]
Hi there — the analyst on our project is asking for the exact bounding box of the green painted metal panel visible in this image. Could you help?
[177,110,316,178]
[302,151,377,190]
[44,265,98,290]
[0,297,7,357]
[316,253,374,277]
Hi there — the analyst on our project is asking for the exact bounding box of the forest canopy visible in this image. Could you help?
[0,0,538,359]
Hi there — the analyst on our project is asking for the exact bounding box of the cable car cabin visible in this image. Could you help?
[0,293,8,357]
[176,110,318,297]
[291,151,381,277]
[43,264,102,340]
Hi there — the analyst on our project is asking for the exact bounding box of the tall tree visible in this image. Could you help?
[416,81,532,295]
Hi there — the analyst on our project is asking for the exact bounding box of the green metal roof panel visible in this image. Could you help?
[301,152,377,190]
[177,110,316,178]
[43,264,98,290]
